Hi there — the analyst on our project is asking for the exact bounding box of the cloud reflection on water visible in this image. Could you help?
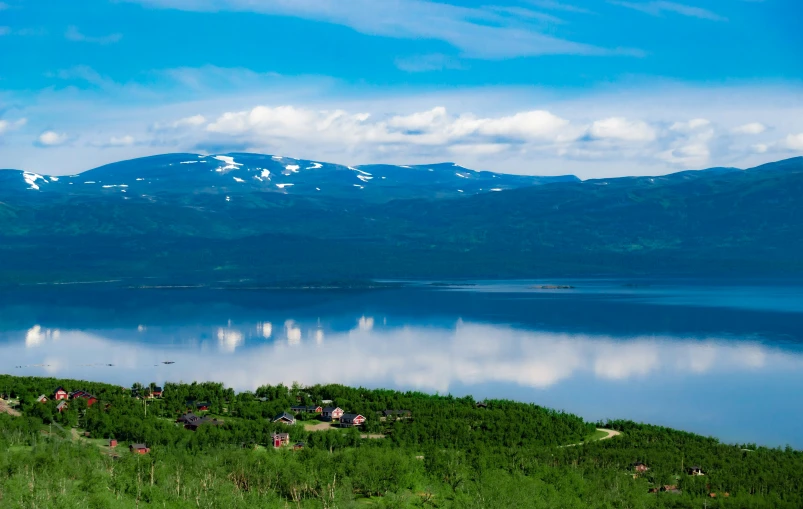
[6,321,801,393]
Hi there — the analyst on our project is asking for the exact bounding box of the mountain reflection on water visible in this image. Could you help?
[0,281,802,447]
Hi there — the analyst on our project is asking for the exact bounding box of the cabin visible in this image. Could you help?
[688,466,706,476]
[195,402,210,411]
[130,444,150,455]
[36,395,48,403]
[632,462,650,473]
[293,442,305,451]
[56,401,68,413]
[151,386,163,398]
[53,387,69,401]
[291,405,323,414]
[322,407,344,421]
[109,439,118,448]
[476,401,488,409]
[339,414,366,428]
[177,413,224,431]
[70,390,98,407]
[381,409,411,420]
[272,432,291,447]
[273,412,296,425]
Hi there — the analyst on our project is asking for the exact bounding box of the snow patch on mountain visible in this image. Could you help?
[23,172,46,190]
[306,163,323,170]
[276,183,294,189]
[213,155,243,172]
[285,165,300,173]
[349,166,372,176]
[356,174,373,182]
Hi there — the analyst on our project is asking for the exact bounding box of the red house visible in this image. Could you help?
[130,444,150,454]
[339,414,366,427]
[70,390,98,407]
[109,439,118,448]
[36,394,48,403]
[322,407,344,421]
[272,433,290,448]
[53,387,69,401]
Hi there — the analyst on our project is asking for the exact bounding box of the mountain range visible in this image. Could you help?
[1,153,802,284]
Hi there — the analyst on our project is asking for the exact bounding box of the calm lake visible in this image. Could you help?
[1,279,802,448]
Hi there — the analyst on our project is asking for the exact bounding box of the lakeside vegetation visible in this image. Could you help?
[1,374,801,508]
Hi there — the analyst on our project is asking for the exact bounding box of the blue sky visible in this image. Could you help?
[1,0,802,177]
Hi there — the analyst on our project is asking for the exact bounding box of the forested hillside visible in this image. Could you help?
[0,375,801,507]
[1,157,802,283]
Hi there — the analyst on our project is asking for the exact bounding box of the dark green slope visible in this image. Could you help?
[0,157,801,282]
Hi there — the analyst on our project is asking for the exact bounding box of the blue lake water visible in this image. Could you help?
[1,280,802,448]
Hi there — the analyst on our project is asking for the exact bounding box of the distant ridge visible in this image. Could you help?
[0,156,801,283]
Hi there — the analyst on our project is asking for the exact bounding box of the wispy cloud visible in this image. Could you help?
[609,1,727,21]
[395,54,465,73]
[35,130,70,147]
[0,118,27,135]
[65,25,123,44]
[126,0,629,58]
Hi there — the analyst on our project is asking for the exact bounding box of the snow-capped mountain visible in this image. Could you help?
[0,152,578,202]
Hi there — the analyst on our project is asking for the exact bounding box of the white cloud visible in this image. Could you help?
[37,131,69,147]
[107,135,136,147]
[0,118,27,135]
[588,117,656,142]
[609,1,726,21]
[732,122,767,135]
[670,118,710,132]
[65,25,122,44]
[782,133,803,151]
[154,114,207,131]
[125,0,627,59]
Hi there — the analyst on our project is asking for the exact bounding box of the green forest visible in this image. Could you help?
[0,374,801,508]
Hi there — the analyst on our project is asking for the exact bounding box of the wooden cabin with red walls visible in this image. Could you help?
[53,387,69,401]
[322,407,344,421]
[272,433,290,448]
[339,414,366,428]
[130,444,150,454]
[109,439,118,448]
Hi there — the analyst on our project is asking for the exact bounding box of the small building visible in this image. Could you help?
[293,442,305,451]
[53,387,69,401]
[36,395,48,403]
[322,407,344,421]
[339,414,366,428]
[272,432,290,447]
[130,444,150,454]
[56,401,68,413]
[291,405,322,414]
[70,390,99,407]
[273,412,296,425]
[195,402,210,411]
[177,413,224,431]
[152,386,163,398]
[381,409,411,420]
[688,466,706,476]
[109,439,118,448]
[476,401,488,409]
[632,462,650,473]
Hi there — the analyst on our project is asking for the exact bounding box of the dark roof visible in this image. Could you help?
[273,412,295,422]
[322,406,341,412]
[53,386,67,393]
[177,413,201,424]
[153,387,163,392]
[340,413,364,421]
